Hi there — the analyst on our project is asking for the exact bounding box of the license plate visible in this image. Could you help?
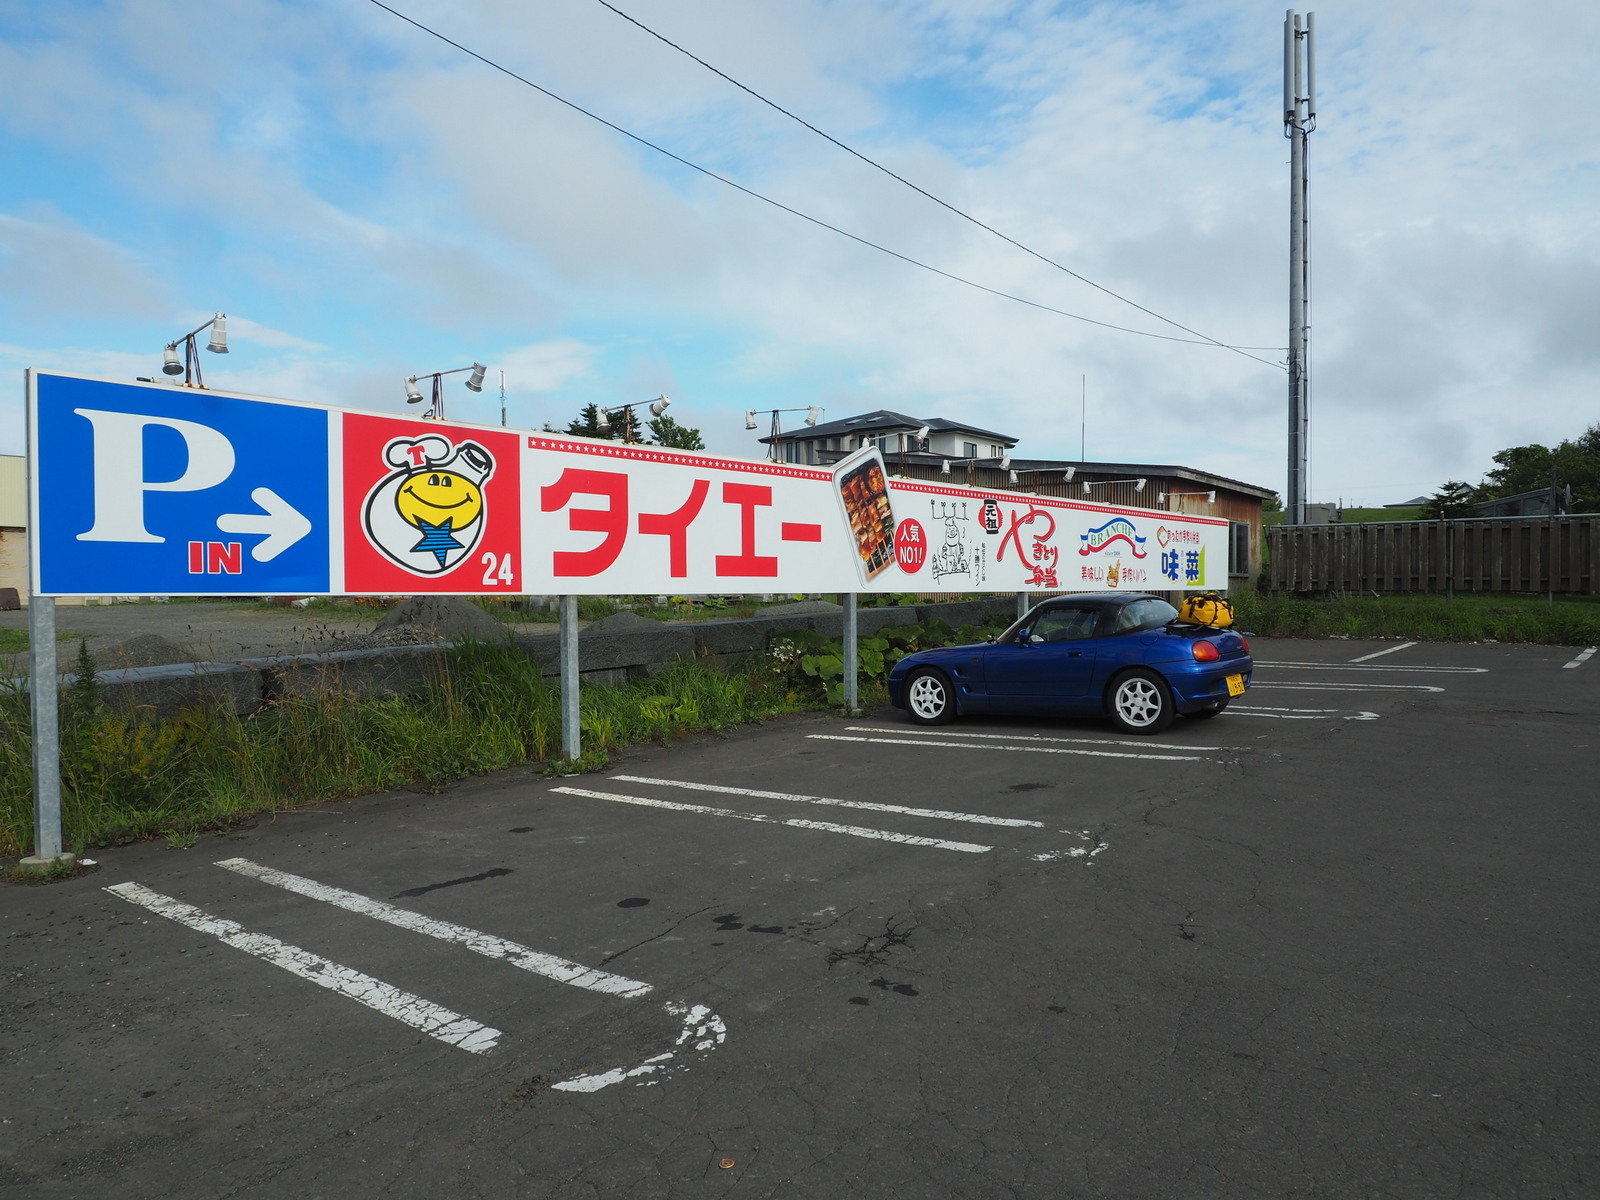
[1225,673,1246,697]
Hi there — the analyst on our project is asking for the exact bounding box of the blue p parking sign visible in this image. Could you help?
[29,373,332,596]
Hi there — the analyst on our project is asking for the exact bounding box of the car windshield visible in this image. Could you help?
[1112,598,1180,633]
[1030,607,1099,641]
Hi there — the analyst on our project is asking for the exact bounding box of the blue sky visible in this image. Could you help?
[2,0,1596,505]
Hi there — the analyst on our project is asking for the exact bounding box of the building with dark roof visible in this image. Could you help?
[758,408,1016,466]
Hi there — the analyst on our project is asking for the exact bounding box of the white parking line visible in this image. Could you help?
[552,1003,726,1093]
[809,733,1207,762]
[550,786,993,853]
[1230,706,1379,720]
[216,858,652,998]
[1254,660,1484,674]
[1251,682,1444,693]
[105,881,500,1054]
[1349,641,1417,663]
[1563,647,1597,669]
[1032,830,1110,863]
[845,726,1229,752]
[611,774,1042,828]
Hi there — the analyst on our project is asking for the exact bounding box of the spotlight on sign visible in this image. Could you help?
[160,312,232,387]
[403,361,490,421]
[206,314,229,354]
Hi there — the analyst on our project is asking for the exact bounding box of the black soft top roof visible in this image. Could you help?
[1036,592,1159,608]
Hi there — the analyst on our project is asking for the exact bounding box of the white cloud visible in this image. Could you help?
[0,212,171,321]
[496,338,599,393]
[1,0,1597,507]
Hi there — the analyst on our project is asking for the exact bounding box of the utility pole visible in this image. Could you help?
[1080,374,1086,461]
[1284,10,1316,525]
[499,369,507,427]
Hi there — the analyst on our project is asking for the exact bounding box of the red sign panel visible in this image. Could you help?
[893,518,927,573]
[342,413,523,593]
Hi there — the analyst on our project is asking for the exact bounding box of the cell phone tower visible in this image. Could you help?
[1284,10,1316,525]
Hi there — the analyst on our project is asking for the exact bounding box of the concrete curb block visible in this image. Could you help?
[18,598,1024,719]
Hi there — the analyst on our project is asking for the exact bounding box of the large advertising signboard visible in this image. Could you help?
[27,371,1228,597]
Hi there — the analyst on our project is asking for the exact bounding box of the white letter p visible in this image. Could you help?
[73,408,237,543]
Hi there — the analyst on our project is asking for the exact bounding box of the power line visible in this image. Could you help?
[367,0,1285,368]
[591,0,1285,363]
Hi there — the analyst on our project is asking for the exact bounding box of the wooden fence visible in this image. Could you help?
[1267,517,1600,594]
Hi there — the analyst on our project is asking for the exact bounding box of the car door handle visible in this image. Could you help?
[1067,650,1083,657]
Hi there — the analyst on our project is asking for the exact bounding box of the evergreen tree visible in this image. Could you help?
[646,414,705,450]
[1420,481,1477,520]
[1477,422,1600,513]
[563,403,620,441]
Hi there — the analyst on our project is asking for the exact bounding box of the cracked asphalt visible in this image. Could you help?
[2,636,1597,1198]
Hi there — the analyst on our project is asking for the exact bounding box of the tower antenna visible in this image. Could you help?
[1284,10,1317,524]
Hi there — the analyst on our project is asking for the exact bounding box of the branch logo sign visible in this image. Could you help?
[1078,518,1148,558]
[342,413,521,593]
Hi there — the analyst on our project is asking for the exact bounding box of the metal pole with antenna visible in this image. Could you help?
[500,370,507,427]
[1284,10,1316,525]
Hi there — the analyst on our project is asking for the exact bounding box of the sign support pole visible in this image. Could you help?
[559,595,580,760]
[24,594,70,867]
[841,593,859,715]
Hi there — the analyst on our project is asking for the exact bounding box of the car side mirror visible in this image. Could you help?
[1027,633,1045,645]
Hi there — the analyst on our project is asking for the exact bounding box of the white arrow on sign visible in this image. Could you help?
[216,488,312,562]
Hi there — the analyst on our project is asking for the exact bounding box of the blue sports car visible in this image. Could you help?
[886,593,1252,734]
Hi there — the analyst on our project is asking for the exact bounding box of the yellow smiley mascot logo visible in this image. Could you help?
[363,435,496,575]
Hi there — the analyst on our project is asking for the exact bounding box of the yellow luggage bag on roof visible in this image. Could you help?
[1179,591,1234,628]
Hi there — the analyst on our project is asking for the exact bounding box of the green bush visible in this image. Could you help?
[0,640,816,858]
[766,617,1006,706]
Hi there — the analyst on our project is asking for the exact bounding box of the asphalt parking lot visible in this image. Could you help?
[3,636,1597,1198]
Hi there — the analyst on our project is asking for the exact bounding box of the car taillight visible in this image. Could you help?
[1239,635,1251,652]
[1191,641,1221,662]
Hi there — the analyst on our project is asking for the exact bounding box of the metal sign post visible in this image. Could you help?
[560,595,581,760]
[23,593,67,867]
[841,593,859,715]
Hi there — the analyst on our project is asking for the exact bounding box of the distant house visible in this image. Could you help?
[0,455,26,606]
[758,408,1017,466]
[758,410,1275,586]
[1468,488,1560,518]
[0,454,125,606]
[1386,495,1431,508]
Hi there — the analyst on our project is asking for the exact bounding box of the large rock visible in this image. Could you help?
[588,610,668,632]
[99,634,195,669]
[754,599,843,617]
[916,596,1018,630]
[373,596,510,644]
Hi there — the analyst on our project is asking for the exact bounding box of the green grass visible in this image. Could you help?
[229,594,795,626]
[1234,590,1600,644]
[1340,506,1424,523]
[0,642,820,859]
[0,628,94,656]
[1262,507,1427,526]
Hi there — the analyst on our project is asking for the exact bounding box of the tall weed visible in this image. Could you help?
[0,642,813,857]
